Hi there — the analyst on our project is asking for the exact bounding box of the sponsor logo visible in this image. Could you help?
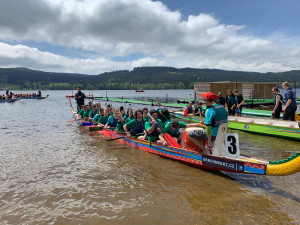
[202,155,244,171]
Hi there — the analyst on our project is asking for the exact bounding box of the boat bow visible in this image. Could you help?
[266,152,300,176]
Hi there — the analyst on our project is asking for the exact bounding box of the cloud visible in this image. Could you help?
[0,0,299,73]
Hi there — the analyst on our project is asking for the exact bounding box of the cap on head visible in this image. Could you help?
[200,92,219,100]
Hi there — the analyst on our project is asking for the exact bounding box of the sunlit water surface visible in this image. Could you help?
[0,90,299,225]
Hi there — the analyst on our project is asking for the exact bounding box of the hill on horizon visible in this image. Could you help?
[0,67,299,90]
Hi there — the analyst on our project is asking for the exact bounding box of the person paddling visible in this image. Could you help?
[163,120,201,144]
[124,109,147,140]
[145,109,168,146]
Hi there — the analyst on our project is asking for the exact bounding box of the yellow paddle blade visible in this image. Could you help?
[295,113,300,122]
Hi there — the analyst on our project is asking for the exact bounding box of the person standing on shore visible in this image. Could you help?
[232,90,245,117]
[271,87,283,119]
[225,90,236,116]
[282,82,297,121]
[75,87,86,111]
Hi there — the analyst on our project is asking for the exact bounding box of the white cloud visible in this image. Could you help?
[0,0,299,73]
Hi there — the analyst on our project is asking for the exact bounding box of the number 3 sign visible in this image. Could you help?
[224,133,240,158]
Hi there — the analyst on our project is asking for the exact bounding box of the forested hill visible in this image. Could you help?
[0,67,299,90]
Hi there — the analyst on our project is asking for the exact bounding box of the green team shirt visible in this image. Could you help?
[116,118,131,132]
[98,115,109,125]
[145,119,164,142]
[126,118,146,130]
[89,110,99,118]
[157,109,171,124]
[83,110,90,118]
[143,116,150,122]
[163,121,186,137]
[79,109,85,117]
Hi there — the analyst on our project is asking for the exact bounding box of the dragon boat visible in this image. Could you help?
[20,94,49,99]
[68,98,300,176]
[0,99,17,103]
[171,112,300,142]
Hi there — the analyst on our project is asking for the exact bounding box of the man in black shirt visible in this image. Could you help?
[216,92,226,106]
[75,87,86,110]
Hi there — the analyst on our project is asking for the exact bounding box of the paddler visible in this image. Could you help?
[75,87,86,111]
[163,120,201,144]
[185,101,195,116]
[271,87,283,119]
[145,109,168,146]
[188,92,228,154]
[83,105,91,121]
[157,108,171,124]
[116,112,131,132]
[282,81,297,121]
[97,109,110,127]
[92,108,104,124]
[142,108,150,121]
[89,105,99,121]
[124,109,147,140]
[105,109,119,129]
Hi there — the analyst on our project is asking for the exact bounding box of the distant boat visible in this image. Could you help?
[136,89,144,92]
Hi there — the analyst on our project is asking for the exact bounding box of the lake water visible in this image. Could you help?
[0,90,299,225]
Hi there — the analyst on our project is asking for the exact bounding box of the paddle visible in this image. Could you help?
[67,119,77,123]
[164,133,181,148]
[106,133,144,142]
[88,125,104,132]
[295,113,300,122]
[106,136,127,142]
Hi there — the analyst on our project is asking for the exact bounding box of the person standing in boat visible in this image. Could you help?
[232,90,245,116]
[282,81,297,121]
[225,90,236,116]
[271,87,283,119]
[188,92,228,154]
[75,87,86,111]
[37,90,41,97]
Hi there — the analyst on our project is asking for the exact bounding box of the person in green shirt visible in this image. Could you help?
[83,105,91,121]
[142,108,150,121]
[89,105,99,121]
[126,108,134,120]
[120,106,127,119]
[96,109,109,127]
[116,112,131,132]
[77,105,87,119]
[157,108,171,124]
[145,109,168,146]
[124,109,147,140]
[76,105,84,119]
[163,120,203,144]
[92,108,104,124]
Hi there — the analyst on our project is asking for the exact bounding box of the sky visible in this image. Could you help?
[0,0,300,75]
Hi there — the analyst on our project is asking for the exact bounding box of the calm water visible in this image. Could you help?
[0,90,299,225]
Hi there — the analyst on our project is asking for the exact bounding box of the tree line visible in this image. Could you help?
[0,67,299,90]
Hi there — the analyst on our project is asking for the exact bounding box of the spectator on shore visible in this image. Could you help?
[282,81,297,121]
